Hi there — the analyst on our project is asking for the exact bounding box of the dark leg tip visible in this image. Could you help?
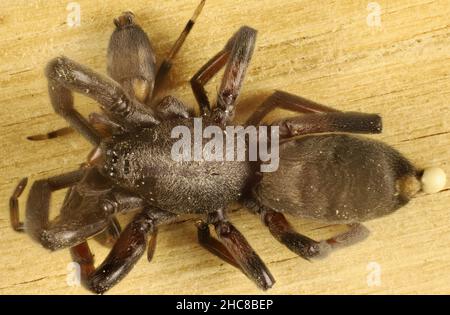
[258,271,276,291]
[27,135,46,141]
[280,232,331,261]
[13,177,28,197]
[39,230,63,251]
[87,273,114,295]
[11,223,25,232]
[308,241,332,260]
[195,220,209,230]
[89,284,109,295]
[45,56,70,80]
[326,223,370,249]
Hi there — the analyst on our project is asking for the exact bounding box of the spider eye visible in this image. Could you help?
[101,200,117,214]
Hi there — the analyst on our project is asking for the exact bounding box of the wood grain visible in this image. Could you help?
[0,0,449,294]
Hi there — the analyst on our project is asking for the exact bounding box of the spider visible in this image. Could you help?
[9,1,446,294]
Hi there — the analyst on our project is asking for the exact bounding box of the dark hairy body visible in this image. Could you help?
[100,117,255,215]
[102,120,415,220]
[9,1,435,294]
[255,134,417,224]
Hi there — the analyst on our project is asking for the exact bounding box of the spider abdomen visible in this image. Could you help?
[253,134,420,223]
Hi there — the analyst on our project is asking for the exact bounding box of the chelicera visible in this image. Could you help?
[9,1,446,294]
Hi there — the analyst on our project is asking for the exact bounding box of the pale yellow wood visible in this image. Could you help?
[0,0,449,294]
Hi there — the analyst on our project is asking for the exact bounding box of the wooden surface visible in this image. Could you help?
[0,0,449,294]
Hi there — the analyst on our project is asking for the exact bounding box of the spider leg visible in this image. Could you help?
[93,217,122,248]
[152,0,206,96]
[27,127,74,141]
[246,90,339,126]
[272,112,382,138]
[196,220,240,269]
[154,95,193,119]
[108,12,156,104]
[46,56,159,146]
[26,112,119,142]
[11,169,84,247]
[245,90,382,137]
[10,167,148,251]
[191,26,257,122]
[250,204,369,260]
[146,229,158,262]
[70,207,177,294]
[324,223,370,249]
[9,177,29,231]
[28,11,160,141]
[191,50,229,116]
[196,210,275,290]
[87,112,125,136]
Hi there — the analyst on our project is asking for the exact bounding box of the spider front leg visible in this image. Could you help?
[108,4,205,107]
[28,12,158,141]
[93,217,122,248]
[10,169,84,247]
[28,3,203,141]
[191,26,257,123]
[107,11,156,104]
[10,167,147,250]
[108,2,206,103]
[71,207,177,294]
[196,209,275,290]
[46,56,159,145]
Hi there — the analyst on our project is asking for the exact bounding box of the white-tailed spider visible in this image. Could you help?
[10,0,446,293]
